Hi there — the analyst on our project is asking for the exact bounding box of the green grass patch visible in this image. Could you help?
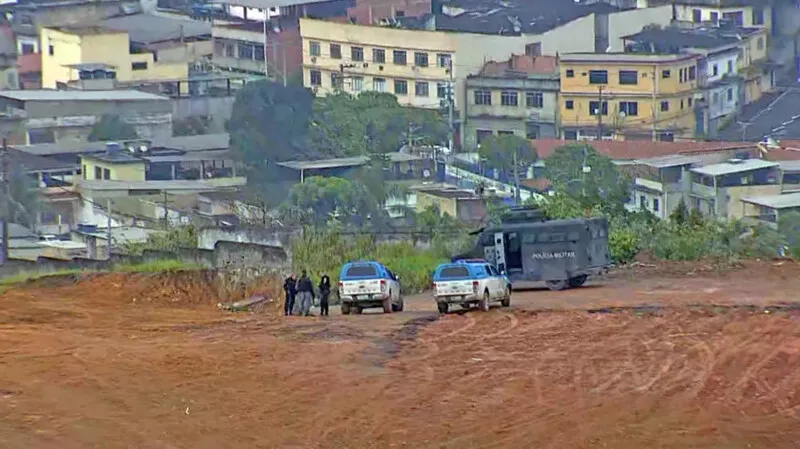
[116,260,204,273]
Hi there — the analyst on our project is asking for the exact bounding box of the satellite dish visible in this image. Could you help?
[139,145,148,153]
[128,145,136,153]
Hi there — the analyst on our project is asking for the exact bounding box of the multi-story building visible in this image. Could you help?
[689,158,780,218]
[636,0,772,32]
[558,52,702,141]
[212,17,302,81]
[40,14,212,89]
[464,55,559,146]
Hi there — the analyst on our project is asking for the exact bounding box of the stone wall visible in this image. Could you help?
[0,241,289,280]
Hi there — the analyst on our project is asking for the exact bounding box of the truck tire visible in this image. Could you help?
[437,302,449,314]
[392,297,404,312]
[354,305,363,315]
[545,280,568,291]
[341,303,351,315]
[501,287,511,307]
[568,275,588,288]
[382,297,392,314]
[479,291,491,312]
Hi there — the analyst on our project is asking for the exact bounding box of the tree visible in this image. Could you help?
[478,134,537,173]
[89,115,138,142]
[278,176,381,227]
[669,198,689,225]
[1,162,40,229]
[173,116,210,136]
[543,143,630,212]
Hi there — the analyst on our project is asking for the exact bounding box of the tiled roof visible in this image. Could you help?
[529,139,750,160]
[479,55,557,77]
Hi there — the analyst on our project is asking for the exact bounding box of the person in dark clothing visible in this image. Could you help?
[296,270,315,316]
[318,274,331,317]
[283,273,297,316]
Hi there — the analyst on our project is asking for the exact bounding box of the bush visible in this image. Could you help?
[609,227,639,264]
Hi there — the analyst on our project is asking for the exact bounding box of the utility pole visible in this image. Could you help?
[596,86,604,139]
[262,18,269,79]
[106,199,112,260]
[512,150,521,204]
[447,57,455,154]
[0,138,8,265]
[282,43,288,87]
[162,191,169,231]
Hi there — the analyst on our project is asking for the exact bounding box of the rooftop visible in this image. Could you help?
[212,0,330,9]
[48,25,122,36]
[65,63,117,71]
[78,179,235,192]
[690,159,778,177]
[432,0,621,35]
[475,55,558,78]
[278,153,422,171]
[143,150,233,163]
[716,88,800,142]
[14,133,230,156]
[8,148,78,173]
[635,154,701,168]
[82,151,145,165]
[415,185,481,199]
[98,13,212,45]
[559,52,700,64]
[0,90,169,102]
[741,192,800,210]
[530,139,750,160]
[622,25,762,54]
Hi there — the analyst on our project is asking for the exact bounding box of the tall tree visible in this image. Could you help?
[543,143,630,211]
[478,134,537,173]
[89,115,138,142]
[278,176,381,227]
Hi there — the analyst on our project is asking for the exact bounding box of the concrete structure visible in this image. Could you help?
[627,154,699,218]
[740,192,800,227]
[411,183,487,222]
[689,158,780,218]
[40,14,212,90]
[637,0,772,32]
[558,52,702,141]
[464,55,559,147]
[80,144,147,182]
[212,17,302,81]
[0,90,173,145]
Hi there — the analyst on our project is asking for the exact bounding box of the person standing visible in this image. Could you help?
[318,274,331,317]
[296,270,315,316]
[283,273,297,316]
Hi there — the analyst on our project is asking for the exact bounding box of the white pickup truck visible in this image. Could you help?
[432,260,511,314]
[338,261,403,315]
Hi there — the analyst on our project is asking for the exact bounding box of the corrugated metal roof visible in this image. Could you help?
[741,192,800,209]
[0,90,169,102]
[99,13,211,44]
[278,153,422,170]
[14,133,230,156]
[690,159,778,176]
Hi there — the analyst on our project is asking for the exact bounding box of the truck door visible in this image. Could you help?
[494,232,506,274]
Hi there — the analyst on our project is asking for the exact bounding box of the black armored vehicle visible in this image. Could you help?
[456,207,612,291]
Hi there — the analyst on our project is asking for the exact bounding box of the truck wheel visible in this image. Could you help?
[437,302,449,314]
[382,297,392,314]
[341,303,351,315]
[568,275,588,288]
[392,297,404,312]
[354,305,363,315]
[545,280,568,291]
[501,287,511,307]
[479,291,491,312]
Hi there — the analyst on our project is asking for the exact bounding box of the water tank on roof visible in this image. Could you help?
[77,223,98,233]
[106,142,121,154]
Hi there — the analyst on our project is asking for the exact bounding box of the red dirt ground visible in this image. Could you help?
[2,262,800,449]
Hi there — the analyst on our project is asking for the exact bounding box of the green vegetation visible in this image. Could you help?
[88,114,138,142]
[120,226,198,255]
[478,134,537,174]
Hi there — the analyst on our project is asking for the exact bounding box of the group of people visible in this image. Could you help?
[283,270,332,317]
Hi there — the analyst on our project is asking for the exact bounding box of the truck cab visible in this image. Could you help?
[338,261,403,315]
[432,259,511,314]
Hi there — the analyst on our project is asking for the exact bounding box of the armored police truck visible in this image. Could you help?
[456,207,612,291]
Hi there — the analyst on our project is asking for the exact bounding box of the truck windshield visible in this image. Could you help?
[345,265,378,277]
[439,266,470,278]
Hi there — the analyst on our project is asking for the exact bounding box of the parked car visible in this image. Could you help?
[433,259,511,314]
[338,261,403,315]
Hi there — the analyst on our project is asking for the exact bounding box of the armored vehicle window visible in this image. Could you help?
[439,266,470,278]
[568,231,580,241]
[345,265,378,277]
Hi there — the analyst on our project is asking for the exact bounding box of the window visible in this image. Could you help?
[344,265,377,277]
[414,52,428,67]
[713,92,720,104]
[589,101,608,115]
[394,79,408,95]
[525,42,542,56]
[309,41,321,56]
[619,101,638,116]
[618,70,638,85]
[588,70,608,84]
[727,88,733,101]
[662,69,671,79]
[565,100,574,110]
[309,70,322,86]
[254,44,265,62]
[330,73,341,89]
[95,166,102,180]
[103,168,110,180]
[393,50,407,65]
[437,53,451,68]
[373,77,386,92]
[565,69,574,78]
[238,43,253,59]
[753,7,764,25]
[352,76,363,92]
[526,91,543,108]
[498,130,514,136]
[474,90,491,105]
[48,45,54,56]
[82,165,87,180]
[653,198,659,212]
[688,97,693,107]
[21,43,35,54]
[564,130,577,140]
[757,37,764,50]
[688,66,696,80]
[351,46,364,62]
[439,266,469,278]
[692,8,701,22]
[330,43,341,59]
[680,99,684,109]
[660,100,669,112]
[722,11,744,26]
[712,64,718,76]
[373,48,386,63]
[131,61,148,71]
[710,11,718,22]
[639,195,646,209]
[27,129,54,144]
[476,130,493,145]
[415,81,429,97]
[679,68,685,83]
[500,91,518,106]
[437,82,449,99]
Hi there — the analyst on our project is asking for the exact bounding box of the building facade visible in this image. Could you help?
[689,158,780,218]
[464,55,559,147]
[559,52,702,141]
[212,18,302,81]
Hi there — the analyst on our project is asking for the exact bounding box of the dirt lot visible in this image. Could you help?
[2,262,800,449]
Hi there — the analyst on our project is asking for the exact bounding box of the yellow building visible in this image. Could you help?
[81,149,146,182]
[300,18,457,109]
[737,27,771,104]
[40,26,189,89]
[558,53,702,141]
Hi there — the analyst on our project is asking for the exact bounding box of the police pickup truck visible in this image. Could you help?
[432,259,511,314]
[338,261,403,315]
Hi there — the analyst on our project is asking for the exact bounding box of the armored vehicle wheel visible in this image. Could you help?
[437,302,449,314]
[501,287,511,307]
[382,297,392,314]
[461,303,471,310]
[479,291,491,312]
[545,280,568,291]
[353,305,363,314]
[392,297,404,312]
[568,275,588,288]
[341,303,351,315]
